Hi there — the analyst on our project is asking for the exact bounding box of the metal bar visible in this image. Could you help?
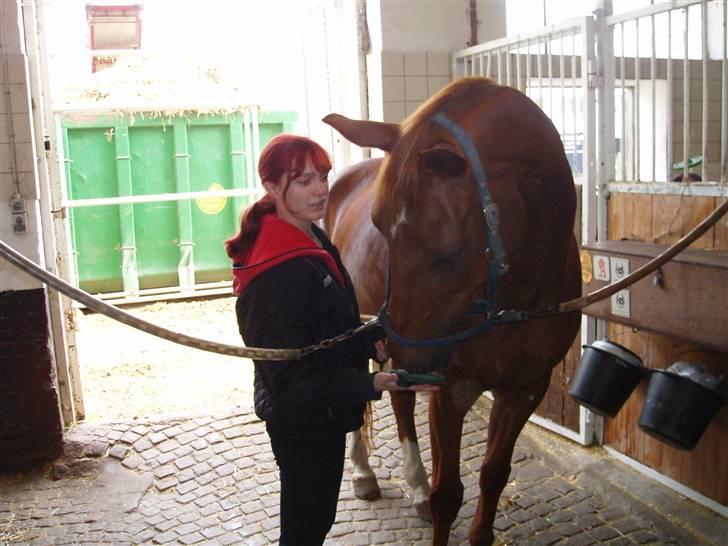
[506,44,512,87]
[252,108,261,187]
[525,39,532,97]
[620,23,627,181]
[560,31,566,136]
[479,52,485,76]
[537,38,544,109]
[453,55,462,78]
[172,121,195,291]
[61,126,79,289]
[485,51,491,78]
[683,6,691,181]
[700,0,708,182]
[572,30,578,176]
[651,13,656,182]
[548,35,553,118]
[113,125,139,294]
[609,181,728,197]
[63,188,261,208]
[597,7,615,242]
[28,0,81,425]
[229,121,247,225]
[516,40,523,91]
[244,109,254,194]
[606,1,701,26]
[667,10,673,181]
[454,15,586,56]
[583,16,598,245]
[497,48,503,84]
[723,0,727,183]
[634,18,641,181]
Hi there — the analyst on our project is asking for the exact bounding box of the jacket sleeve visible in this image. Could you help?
[237,259,380,408]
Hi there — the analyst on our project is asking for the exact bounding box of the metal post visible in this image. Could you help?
[667,10,673,181]
[113,125,139,295]
[172,121,195,291]
[650,15,657,182]
[229,118,247,224]
[722,0,727,183]
[683,6,691,181]
[634,18,641,181]
[701,0,708,182]
[620,23,627,181]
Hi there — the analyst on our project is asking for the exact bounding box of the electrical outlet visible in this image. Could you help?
[9,196,26,214]
[13,213,28,233]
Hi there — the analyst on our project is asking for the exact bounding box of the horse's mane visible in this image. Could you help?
[376,77,498,214]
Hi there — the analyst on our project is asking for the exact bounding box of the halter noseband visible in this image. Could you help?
[376,111,527,349]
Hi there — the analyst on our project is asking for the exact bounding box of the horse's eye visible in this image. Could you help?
[431,248,463,270]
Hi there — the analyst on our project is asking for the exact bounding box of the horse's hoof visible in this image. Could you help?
[414,500,432,522]
[352,476,381,500]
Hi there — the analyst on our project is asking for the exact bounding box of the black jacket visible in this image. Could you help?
[236,226,382,432]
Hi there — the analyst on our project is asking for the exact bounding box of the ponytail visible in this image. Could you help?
[225,194,276,260]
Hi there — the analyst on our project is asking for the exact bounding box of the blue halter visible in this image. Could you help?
[377,111,527,349]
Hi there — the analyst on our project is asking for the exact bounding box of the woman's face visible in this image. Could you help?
[265,157,329,232]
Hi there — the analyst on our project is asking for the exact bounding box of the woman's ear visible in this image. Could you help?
[263,181,279,197]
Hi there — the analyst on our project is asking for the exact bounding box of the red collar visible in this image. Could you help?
[231,214,345,295]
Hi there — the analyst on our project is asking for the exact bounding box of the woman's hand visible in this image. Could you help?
[373,372,441,392]
[373,339,389,363]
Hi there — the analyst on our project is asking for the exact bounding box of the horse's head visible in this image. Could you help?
[324,78,575,373]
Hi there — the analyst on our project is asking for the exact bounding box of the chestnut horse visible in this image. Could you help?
[324,77,581,545]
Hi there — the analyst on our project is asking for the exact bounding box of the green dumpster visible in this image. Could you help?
[61,110,296,296]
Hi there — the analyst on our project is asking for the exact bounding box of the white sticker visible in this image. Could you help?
[610,257,630,282]
[593,255,610,282]
[611,289,631,318]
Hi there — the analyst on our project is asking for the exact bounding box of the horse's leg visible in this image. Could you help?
[349,428,381,500]
[429,380,483,546]
[469,374,551,546]
[391,390,431,521]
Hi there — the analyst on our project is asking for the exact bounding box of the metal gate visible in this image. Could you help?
[451,0,728,446]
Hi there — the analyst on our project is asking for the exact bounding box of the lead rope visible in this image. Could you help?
[0,239,377,361]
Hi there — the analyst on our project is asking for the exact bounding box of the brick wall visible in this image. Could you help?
[0,289,62,472]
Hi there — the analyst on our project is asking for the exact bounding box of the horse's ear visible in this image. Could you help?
[419,144,467,177]
[323,114,399,151]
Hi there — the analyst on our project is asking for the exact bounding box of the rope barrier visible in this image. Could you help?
[0,239,304,360]
[2,197,725,356]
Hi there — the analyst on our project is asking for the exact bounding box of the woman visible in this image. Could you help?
[226,134,437,545]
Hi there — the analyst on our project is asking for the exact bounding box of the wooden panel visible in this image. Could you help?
[582,241,728,352]
[608,192,653,241]
[533,183,582,432]
[603,331,728,505]
[600,192,728,506]
[535,331,581,431]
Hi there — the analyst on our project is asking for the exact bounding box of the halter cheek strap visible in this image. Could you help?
[376,111,527,350]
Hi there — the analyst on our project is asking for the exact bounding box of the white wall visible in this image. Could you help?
[364,0,507,126]
[0,0,44,292]
[371,0,506,52]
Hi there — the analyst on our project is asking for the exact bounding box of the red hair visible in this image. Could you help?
[225,134,332,260]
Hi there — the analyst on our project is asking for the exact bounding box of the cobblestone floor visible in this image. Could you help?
[1,395,724,545]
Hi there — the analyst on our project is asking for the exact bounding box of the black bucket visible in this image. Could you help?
[569,339,647,418]
[638,363,726,451]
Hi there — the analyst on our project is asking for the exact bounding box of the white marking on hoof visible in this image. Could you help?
[348,430,380,500]
[402,439,430,514]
